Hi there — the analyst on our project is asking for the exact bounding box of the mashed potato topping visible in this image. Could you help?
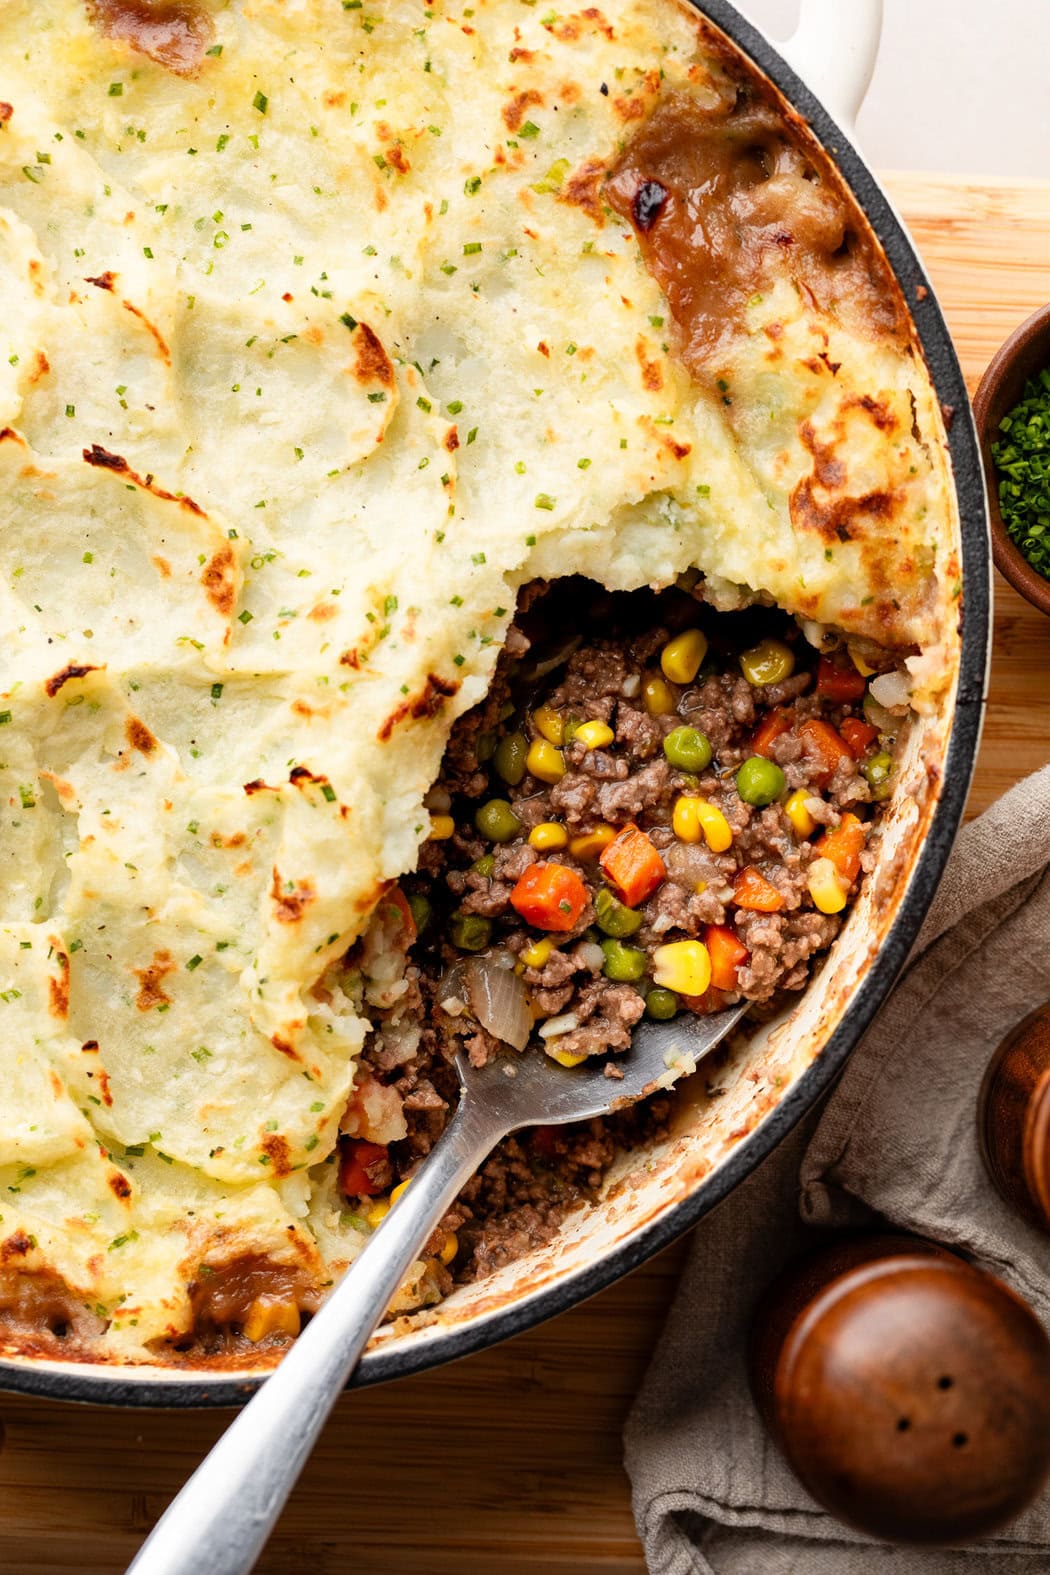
[0,0,957,1359]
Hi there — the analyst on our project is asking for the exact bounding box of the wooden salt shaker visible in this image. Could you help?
[750,1234,1050,1545]
[978,1001,1050,1230]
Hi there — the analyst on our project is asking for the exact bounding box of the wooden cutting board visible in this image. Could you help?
[3,174,1050,1575]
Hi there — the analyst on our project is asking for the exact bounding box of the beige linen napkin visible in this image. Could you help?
[625,766,1050,1574]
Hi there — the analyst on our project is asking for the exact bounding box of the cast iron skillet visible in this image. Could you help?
[0,0,990,1408]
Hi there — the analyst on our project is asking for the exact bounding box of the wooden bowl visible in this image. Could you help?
[978,1001,1050,1231]
[972,303,1050,617]
[751,1235,1050,1545]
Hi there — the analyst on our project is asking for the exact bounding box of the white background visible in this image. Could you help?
[740,0,1050,176]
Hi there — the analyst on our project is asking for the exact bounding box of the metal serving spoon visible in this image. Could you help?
[128,1003,746,1575]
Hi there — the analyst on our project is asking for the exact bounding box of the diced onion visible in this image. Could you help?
[868,669,912,714]
[576,941,606,972]
[464,954,532,1051]
[437,961,469,1017]
[525,635,583,681]
[665,842,722,890]
[538,1012,580,1040]
[621,673,641,699]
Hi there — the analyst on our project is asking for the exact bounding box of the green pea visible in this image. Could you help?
[663,725,713,773]
[735,755,786,807]
[476,729,497,763]
[474,798,522,843]
[739,638,795,687]
[406,893,431,934]
[472,853,496,877]
[494,730,528,786]
[600,938,647,982]
[862,750,894,801]
[646,987,679,1021]
[595,887,643,938]
[450,913,492,952]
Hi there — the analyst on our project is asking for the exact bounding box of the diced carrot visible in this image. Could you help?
[705,924,750,989]
[751,706,793,758]
[816,656,867,703]
[839,716,878,758]
[338,1139,389,1198]
[598,822,666,907]
[798,718,854,786]
[815,811,867,883]
[732,866,785,913]
[510,861,589,932]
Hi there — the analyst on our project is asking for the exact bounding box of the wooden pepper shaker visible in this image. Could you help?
[750,1234,1050,1544]
[978,1001,1050,1230]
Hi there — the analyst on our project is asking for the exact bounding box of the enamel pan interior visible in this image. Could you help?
[0,0,990,1409]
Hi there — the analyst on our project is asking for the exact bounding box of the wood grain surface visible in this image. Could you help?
[3,174,1050,1575]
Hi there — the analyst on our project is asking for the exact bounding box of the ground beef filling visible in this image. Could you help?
[344,586,900,1291]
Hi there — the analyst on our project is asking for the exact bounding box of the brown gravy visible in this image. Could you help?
[187,1253,317,1333]
[0,1266,103,1347]
[87,0,213,76]
[606,83,903,369]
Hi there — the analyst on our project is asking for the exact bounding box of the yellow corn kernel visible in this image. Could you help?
[807,856,848,915]
[521,936,555,969]
[848,643,877,677]
[673,796,702,844]
[440,1231,459,1265]
[569,824,616,861]
[652,939,711,998]
[642,674,677,716]
[785,789,817,840]
[548,1046,589,1068]
[673,796,733,853]
[365,1197,391,1229]
[427,814,455,841]
[660,629,708,685]
[526,737,566,784]
[243,1297,301,1343]
[532,704,565,745]
[697,800,733,854]
[391,1178,411,1204]
[529,821,568,851]
[528,821,567,852]
[574,719,615,751]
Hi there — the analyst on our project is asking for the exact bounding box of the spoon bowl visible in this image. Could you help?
[457,1003,747,1128]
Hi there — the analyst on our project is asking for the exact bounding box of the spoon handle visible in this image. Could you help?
[128,1091,508,1575]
